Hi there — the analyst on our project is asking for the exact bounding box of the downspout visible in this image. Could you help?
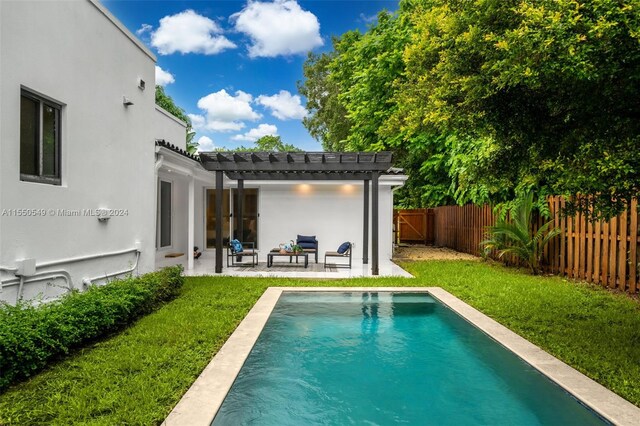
[17,276,24,302]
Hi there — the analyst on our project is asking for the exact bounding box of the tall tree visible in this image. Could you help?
[298,49,351,151]
[300,5,461,207]
[237,135,302,152]
[155,86,198,154]
[392,0,640,216]
[299,0,640,215]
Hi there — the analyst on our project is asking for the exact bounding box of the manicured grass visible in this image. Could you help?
[1,261,639,424]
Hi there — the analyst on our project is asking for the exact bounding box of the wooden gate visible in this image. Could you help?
[394,209,434,245]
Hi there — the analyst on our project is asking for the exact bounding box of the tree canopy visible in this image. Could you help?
[300,0,640,217]
[237,135,302,152]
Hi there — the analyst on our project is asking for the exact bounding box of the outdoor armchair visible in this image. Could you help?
[226,241,258,267]
[324,242,352,269]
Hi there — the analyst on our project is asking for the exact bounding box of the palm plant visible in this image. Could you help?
[481,192,560,275]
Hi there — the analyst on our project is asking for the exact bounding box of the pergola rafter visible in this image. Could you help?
[199,152,392,173]
[198,151,395,276]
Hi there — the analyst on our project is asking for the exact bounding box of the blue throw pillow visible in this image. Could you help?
[231,239,243,253]
[297,235,317,244]
[298,242,316,249]
[337,242,350,254]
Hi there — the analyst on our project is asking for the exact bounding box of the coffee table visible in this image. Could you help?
[267,250,309,268]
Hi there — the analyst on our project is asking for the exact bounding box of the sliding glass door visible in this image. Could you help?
[205,189,230,249]
[205,188,259,250]
[232,188,259,248]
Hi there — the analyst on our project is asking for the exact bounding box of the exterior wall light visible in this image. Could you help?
[296,184,312,195]
[341,184,356,194]
[97,208,112,222]
[123,96,134,106]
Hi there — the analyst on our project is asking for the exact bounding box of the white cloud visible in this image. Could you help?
[136,23,153,35]
[190,90,261,132]
[232,123,278,142]
[198,90,260,121]
[232,0,323,58]
[155,66,175,86]
[189,113,246,132]
[196,136,217,152]
[257,90,307,120]
[188,114,206,130]
[187,114,207,130]
[205,120,246,132]
[151,10,236,55]
[359,13,378,24]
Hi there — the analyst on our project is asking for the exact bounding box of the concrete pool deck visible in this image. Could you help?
[163,287,640,426]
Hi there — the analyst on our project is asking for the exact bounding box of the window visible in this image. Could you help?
[159,180,172,248]
[20,90,61,184]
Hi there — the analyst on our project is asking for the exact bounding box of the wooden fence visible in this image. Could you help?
[429,197,640,294]
[394,209,434,245]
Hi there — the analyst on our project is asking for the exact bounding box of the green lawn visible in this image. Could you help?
[1,260,640,425]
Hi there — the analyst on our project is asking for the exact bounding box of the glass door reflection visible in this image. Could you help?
[232,188,258,249]
[206,189,231,249]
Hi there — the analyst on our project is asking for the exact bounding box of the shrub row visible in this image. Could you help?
[0,266,184,390]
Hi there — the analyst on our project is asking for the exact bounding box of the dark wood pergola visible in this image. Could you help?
[199,151,394,275]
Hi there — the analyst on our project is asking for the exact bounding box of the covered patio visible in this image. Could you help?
[153,150,409,277]
[154,145,410,277]
[195,151,396,276]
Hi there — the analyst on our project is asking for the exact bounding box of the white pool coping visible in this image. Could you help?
[163,287,640,426]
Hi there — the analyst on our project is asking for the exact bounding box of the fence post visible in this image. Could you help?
[630,199,638,292]
[618,207,628,291]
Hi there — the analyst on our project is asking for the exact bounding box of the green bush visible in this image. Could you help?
[0,266,183,390]
[481,193,560,275]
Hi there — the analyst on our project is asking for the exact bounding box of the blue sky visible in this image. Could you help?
[103,0,397,151]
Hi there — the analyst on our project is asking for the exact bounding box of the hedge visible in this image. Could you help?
[0,266,184,390]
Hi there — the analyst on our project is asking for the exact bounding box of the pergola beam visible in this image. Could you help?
[224,172,377,181]
[202,161,390,173]
[200,151,392,173]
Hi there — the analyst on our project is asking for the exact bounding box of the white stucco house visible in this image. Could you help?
[0,0,407,304]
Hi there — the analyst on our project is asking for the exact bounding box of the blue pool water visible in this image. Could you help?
[213,292,605,425]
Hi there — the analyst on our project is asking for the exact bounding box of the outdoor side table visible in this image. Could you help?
[267,250,309,268]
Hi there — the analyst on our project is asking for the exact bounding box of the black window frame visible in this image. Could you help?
[20,89,62,185]
[158,179,173,249]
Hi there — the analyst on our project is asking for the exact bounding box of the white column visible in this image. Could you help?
[187,175,195,270]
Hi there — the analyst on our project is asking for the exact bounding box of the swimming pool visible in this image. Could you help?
[212,292,605,425]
